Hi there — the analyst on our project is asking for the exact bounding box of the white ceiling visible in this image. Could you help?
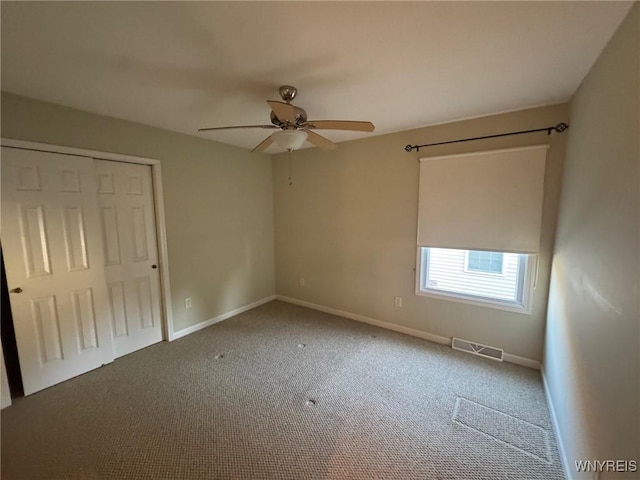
[1,1,632,153]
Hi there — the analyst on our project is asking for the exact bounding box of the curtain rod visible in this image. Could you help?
[404,122,569,152]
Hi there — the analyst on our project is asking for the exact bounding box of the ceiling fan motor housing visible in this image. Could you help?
[272,85,307,128]
[270,108,307,128]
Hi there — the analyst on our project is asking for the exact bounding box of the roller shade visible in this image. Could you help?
[417,145,548,253]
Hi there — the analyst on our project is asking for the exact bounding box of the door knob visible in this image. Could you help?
[10,287,23,294]
[151,264,158,269]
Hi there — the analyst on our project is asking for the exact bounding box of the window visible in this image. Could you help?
[466,251,504,274]
[417,247,535,313]
[415,146,547,314]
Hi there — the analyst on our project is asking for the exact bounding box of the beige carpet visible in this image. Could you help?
[1,300,565,479]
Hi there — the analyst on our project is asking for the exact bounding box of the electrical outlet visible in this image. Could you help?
[299,277,305,287]
[394,296,402,307]
[185,297,192,309]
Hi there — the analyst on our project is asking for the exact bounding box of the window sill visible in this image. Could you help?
[415,288,532,315]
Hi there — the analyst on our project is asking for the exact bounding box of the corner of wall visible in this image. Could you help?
[542,3,639,477]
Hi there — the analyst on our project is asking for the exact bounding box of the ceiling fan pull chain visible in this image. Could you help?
[288,150,294,187]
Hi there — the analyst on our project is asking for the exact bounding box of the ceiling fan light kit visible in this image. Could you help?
[198,85,375,153]
[272,130,308,151]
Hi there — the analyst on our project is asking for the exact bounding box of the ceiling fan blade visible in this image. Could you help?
[304,120,375,132]
[198,125,277,132]
[304,130,337,150]
[251,134,275,153]
[267,100,297,123]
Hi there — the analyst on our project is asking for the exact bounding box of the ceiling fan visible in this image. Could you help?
[198,85,375,152]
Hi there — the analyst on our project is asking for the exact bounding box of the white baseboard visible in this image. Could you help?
[503,352,542,370]
[541,366,573,480]
[172,295,276,340]
[275,295,541,370]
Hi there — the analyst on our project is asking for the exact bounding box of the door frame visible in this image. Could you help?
[1,138,176,341]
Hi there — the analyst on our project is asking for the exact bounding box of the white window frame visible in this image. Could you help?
[415,247,537,315]
[463,250,506,276]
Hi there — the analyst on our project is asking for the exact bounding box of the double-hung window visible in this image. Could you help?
[415,145,547,314]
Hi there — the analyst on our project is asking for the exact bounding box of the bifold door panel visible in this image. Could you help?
[95,160,162,358]
[1,147,114,395]
[2,147,165,395]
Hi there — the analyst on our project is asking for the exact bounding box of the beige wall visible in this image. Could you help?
[273,103,568,361]
[1,92,276,333]
[544,4,639,478]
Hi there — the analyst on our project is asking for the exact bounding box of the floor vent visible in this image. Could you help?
[452,337,503,361]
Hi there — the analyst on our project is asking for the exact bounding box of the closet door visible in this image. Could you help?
[1,147,114,395]
[95,160,163,358]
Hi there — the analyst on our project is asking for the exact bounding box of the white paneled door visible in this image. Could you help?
[94,160,163,358]
[1,147,115,395]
